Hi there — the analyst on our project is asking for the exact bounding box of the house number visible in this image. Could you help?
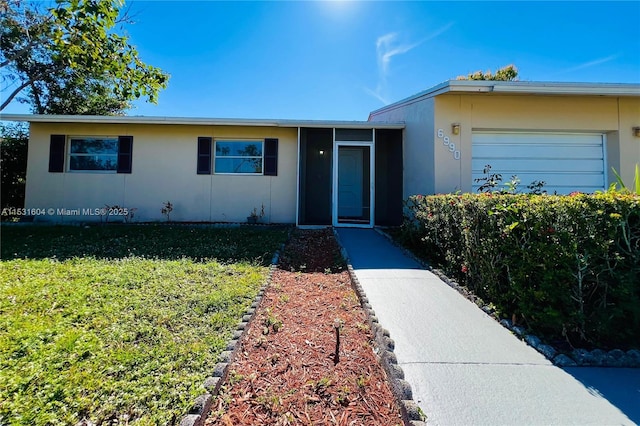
[436,129,461,160]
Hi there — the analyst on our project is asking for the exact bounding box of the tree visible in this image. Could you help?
[0,123,28,215]
[456,64,518,81]
[0,0,169,115]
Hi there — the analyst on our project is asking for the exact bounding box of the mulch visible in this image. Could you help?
[204,229,403,425]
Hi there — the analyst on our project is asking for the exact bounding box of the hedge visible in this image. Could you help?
[400,192,639,349]
[1,124,28,217]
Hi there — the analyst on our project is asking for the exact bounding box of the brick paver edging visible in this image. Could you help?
[332,229,427,426]
[373,228,640,369]
[178,231,292,426]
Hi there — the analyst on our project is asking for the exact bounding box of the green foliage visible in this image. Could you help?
[0,225,289,425]
[474,164,503,193]
[474,164,546,195]
[610,165,640,195]
[1,224,290,265]
[456,64,518,81]
[161,201,174,222]
[1,0,169,114]
[0,124,28,216]
[400,193,640,349]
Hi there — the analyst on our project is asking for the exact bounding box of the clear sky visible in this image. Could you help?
[3,1,640,120]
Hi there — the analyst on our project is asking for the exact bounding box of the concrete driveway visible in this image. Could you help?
[336,228,640,425]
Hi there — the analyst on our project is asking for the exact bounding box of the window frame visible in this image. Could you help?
[67,136,119,173]
[214,139,265,175]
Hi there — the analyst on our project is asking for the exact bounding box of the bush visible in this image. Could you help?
[400,192,640,349]
[1,123,28,217]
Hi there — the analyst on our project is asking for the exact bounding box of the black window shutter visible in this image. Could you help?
[197,137,212,174]
[264,138,278,176]
[49,135,66,173]
[117,136,133,174]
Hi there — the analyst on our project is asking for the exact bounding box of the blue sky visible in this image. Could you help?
[3,1,640,120]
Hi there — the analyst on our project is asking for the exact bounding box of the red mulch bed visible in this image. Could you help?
[204,229,403,425]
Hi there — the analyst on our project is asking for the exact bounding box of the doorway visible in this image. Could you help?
[333,143,373,227]
[298,127,402,228]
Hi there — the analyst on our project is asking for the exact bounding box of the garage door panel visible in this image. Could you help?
[472,183,605,194]
[472,158,605,173]
[472,132,605,194]
[473,133,603,146]
[472,172,605,187]
[473,144,604,159]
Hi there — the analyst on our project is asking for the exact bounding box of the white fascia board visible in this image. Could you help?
[369,80,495,118]
[369,81,454,118]
[0,114,282,126]
[0,114,34,123]
[369,80,640,119]
[446,80,497,92]
[490,82,640,96]
[276,119,404,129]
[0,114,405,129]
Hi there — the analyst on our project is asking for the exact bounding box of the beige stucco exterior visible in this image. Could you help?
[7,81,639,223]
[26,122,298,223]
[371,88,640,196]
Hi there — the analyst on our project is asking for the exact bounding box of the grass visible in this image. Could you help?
[0,224,289,264]
[0,224,290,425]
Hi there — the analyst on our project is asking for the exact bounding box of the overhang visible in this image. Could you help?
[0,114,405,129]
[369,80,640,118]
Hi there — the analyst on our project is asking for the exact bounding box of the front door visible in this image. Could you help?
[338,148,363,218]
[333,143,373,227]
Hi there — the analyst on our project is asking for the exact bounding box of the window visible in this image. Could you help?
[215,140,263,174]
[198,137,277,176]
[69,137,118,171]
[57,136,133,173]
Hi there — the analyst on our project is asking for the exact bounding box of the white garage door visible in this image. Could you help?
[472,132,606,194]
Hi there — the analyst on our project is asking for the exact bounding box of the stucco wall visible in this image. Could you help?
[372,93,639,195]
[434,94,639,193]
[617,97,640,187]
[25,123,298,223]
[369,98,435,198]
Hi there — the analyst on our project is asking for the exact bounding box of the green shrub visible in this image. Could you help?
[400,192,640,349]
[1,124,28,218]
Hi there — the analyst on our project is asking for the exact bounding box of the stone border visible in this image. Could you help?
[333,229,427,426]
[374,228,640,369]
[179,231,292,426]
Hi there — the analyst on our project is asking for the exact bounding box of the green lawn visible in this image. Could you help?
[0,225,289,425]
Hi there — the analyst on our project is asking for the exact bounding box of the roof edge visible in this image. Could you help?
[0,114,405,129]
[369,80,640,119]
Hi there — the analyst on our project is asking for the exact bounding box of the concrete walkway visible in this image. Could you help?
[336,228,640,426]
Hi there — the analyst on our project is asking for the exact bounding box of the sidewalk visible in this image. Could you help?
[336,228,639,426]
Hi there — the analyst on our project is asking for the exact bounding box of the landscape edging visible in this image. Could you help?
[332,228,427,426]
[373,228,640,369]
[178,228,293,426]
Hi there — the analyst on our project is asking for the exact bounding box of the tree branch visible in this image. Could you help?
[0,79,30,111]
[29,80,44,113]
[0,40,40,68]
